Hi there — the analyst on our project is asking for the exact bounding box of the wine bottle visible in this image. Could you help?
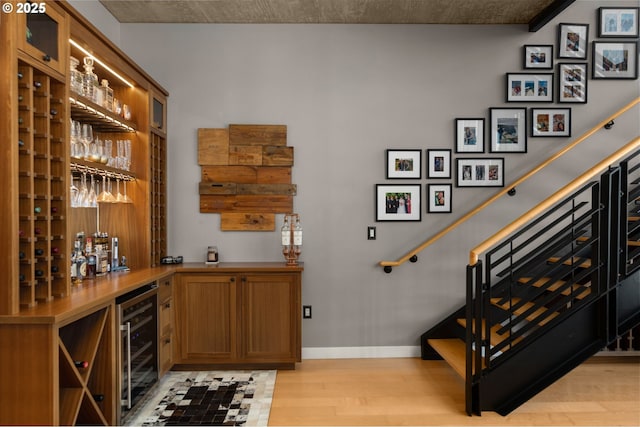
[92,394,104,402]
[74,360,88,368]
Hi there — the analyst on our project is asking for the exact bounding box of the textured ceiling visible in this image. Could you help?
[98,0,564,25]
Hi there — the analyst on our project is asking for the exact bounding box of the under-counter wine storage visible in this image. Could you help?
[58,304,116,425]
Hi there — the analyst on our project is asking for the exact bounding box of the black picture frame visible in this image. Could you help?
[557,62,588,104]
[455,118,485,153]
[375,184,422,222]
[592,41,638,80]
[506,73,553,102]
[531,108,571,138]
[427,184,452,213]
[523,45,554,69]
[385,149,422,179]
[426,149,452,179]
[557,23,589,60]
[456,158,505,188]
[598,7,639,38]
[490,108,527,153]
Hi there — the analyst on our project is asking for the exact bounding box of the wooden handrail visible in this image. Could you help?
[470,135,640,265]
[379,97,640,271]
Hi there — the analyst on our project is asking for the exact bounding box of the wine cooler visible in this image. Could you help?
[116,283,158,423]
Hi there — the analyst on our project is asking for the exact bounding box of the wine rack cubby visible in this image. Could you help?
[58,305,115,425]
[18,61,68,308]
[150,131,167,266]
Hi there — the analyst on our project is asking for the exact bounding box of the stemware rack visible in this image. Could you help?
[18,60,68,306]
[70,159,136,182]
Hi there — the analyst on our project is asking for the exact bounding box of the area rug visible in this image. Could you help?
[125,370,276,426]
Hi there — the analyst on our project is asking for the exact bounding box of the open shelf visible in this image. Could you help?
[58,305,114,426]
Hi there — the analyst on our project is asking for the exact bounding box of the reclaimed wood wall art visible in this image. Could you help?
[198,124,296,231]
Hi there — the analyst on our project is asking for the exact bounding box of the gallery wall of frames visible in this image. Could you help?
[375,6,638,222]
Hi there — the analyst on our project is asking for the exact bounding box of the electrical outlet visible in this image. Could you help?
[368,226,376,240]
[303,305,312,319]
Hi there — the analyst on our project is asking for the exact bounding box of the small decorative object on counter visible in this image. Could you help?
[206,246,219,265]
[281,213,302,266]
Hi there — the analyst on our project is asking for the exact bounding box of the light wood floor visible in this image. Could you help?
[269,356,640,426]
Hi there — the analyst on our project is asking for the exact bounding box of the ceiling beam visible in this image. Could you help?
[528,0,576,32]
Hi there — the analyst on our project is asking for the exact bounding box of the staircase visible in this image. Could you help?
[422,149,640,416]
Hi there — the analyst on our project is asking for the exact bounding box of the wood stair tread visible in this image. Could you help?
[518,277,591,299]
[456,318,523,347]
[547,256,592,269]
[491,297,559,326]
[427,338,483,380]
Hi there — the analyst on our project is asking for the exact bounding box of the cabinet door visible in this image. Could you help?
[238,274,301,363]
[176,274,236,362]
[17,1,68,76]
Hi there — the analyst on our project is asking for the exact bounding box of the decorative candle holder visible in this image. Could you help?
[281,213,302,266]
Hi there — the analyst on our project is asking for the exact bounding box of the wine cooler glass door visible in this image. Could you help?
[117,284,158,423]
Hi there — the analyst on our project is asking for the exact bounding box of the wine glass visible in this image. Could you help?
[115,178,125,203]
[78,173,89,207]
[70,173,79,208]
[88,174,97,207]
[122,179,133,203]
[97,175,115,203]
[81,124,93,160]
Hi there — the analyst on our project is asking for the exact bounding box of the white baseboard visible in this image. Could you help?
[301,346,420,360]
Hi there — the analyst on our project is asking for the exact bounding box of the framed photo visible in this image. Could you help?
[506,73,553,102]
[427,184,452,213]
[490,108,527,153]
[524,45,554,69]
[375,184,421,222]
[455,118,484,153]
[598,7,639,38]
[558,63,588,103]
[426,149,451,179]
[456,158,504,188]
[557,23,589,60]
[531,108,571,138]
[592,41,638,80]
[386,149,421,179]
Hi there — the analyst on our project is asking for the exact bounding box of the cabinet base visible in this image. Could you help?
[172,362,297,370]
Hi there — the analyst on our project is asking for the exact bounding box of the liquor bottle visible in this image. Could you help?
[69,56,83,95]
[293,216,303,247]
[74,360,88,368]
[82,57,99,103]
[281,216,290,247]
[72,239,86,284]
[85,237,96,279]
[100,79,114,112]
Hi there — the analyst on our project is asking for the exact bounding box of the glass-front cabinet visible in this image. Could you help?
[17,1,69,76]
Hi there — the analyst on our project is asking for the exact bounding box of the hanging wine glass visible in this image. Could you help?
[70,173,79,208]
[97,175,115,203]
[115,178,125,203]
[88,174,97,207]
[122,178,133,203]
[79,172,89,207]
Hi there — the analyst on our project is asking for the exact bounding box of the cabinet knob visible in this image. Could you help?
[230,277,235,282]
[164,338,171,344]
[165,302,171,309]
[241,277,246,283]
[42,54,51,62]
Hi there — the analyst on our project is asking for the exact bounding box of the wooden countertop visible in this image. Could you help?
[0,262,302,325]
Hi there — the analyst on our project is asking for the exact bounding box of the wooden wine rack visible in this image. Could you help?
[18,61,68,308]
[151,131,167,266]
[58,305,115,425]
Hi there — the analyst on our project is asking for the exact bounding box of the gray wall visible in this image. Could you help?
[77,1,640,356]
